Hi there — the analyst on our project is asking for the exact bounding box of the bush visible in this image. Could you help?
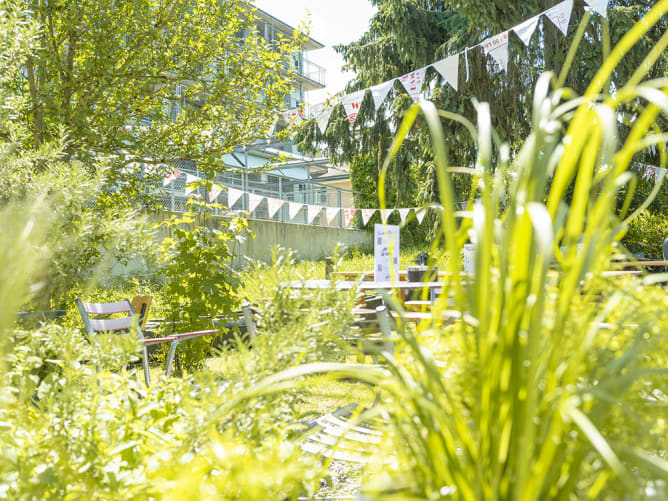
[621,211,668,259]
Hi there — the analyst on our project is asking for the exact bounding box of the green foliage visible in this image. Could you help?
[159,199,252,368]
[13,0,302,181]
[621,211,668,259]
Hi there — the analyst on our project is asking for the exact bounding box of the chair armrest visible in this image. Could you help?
[141,336,178,346]
[173,329,220,341]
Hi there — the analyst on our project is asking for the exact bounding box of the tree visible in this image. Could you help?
[13,0,301,182]
[296,0,667,233]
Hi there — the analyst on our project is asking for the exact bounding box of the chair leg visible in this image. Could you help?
[142,345,151,386]
[165,339,180,377]
[241,302,256,343]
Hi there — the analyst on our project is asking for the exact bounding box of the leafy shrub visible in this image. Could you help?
[621,210,668,259]
[159,199,252,369]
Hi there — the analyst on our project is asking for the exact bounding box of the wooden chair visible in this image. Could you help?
[76,298,220,386]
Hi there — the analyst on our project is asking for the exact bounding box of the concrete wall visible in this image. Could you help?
[151,212,371,266]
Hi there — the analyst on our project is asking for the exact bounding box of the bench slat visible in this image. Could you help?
[81,301,132,315]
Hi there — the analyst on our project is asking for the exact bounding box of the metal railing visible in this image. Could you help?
[156,164,356,228]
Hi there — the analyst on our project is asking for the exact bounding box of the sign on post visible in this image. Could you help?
[374,224,400,282]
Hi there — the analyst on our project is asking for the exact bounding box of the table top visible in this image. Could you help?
[608,260,668,267]
[282,280,447,291]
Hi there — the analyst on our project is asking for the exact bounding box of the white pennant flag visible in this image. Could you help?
[184,173,200,195]
[513,14,541,46]
[545,0,573,37]
[656,167,667,184]
[288,202,303,220]
[326,207,340,225]
[416,208,427,224]
[432,55,459,91]
[307,205,322,224]
[248,193,264,213]
[227,187,244,208]
[380,209,394,223]
[361,209,376,225]
[398,208,411,223]
[267,198,285,218]
[481,31,510,73]
[208,184,223,202]
[311,102,335,134]
[343,208,357,227]
[370,81,394,109]
[163,168,183,186]
[399,67,427,101]
[584,0,609,18]
[342,90,365,125]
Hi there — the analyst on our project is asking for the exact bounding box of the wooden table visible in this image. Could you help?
[608,260,668,269]
[282,280,446,300]
[332,270,466,281]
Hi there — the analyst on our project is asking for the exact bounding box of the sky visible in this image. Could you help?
[253,0,376,104]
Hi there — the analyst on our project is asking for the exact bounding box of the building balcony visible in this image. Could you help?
[292,57,326,90]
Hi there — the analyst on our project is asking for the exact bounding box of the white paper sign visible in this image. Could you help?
[513,15,541,46]
[432,55,459,91]
[481,31,510,73]
[342,90,365,125]
[370,81,394,109]
[374,224,400,282]
[545,0,573,37]
[399,67,427,101]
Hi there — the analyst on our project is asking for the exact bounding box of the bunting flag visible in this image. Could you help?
[288,202,303,220]
[343,208,357,227]
[370,81,394,109]
[481,31,510,73]
[227,187,244,208]
[545,0,573,36]
[514,14,541,46]
[642,164,656,181]
[399,67,427,101]
[432,55,459,91]
[307,204,323,224]
[361,209,376,225]
[380,209,394,224]
[184,173,200,195]
[584,0,609,17]
[248,193,264,213]
[267,197,285,218]
[163,168,183,186]
[311,102,335,134]
[342,90,366,125]
[657,167,668,184]
[326,207,340,225]
[283,107,307,128]
[416,208,427,224]
[398,208,411,223]
[208,184,223,202]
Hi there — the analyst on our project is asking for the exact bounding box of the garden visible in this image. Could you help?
[2,0,668,500]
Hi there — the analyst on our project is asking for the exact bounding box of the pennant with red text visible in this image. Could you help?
[399,67,427,101]
[342,90,365,125]
[163,168,183,186]
[343,208,358,227]
[545,0,573,37]
[361,209,376,225]
[481,31,510,73]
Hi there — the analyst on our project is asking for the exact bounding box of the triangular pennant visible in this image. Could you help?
[370,81,394,109]
[326,207,340,225]
[416,208,427,224]
[342,90,365,125]
[283,107,307,128]
[184,173,200,195]
[656,167,667,184]
[398,208,411,223]
[307,205,323,224]
[380,209,394,224]
[288,202,303,220]
[267,198,285,218]
[361,209,376,225]
[163,168,183,186]
[399,67,427,101]
[432,55,459,91]
[248,193,264,213]
[584,0,609,18]
[343,208,357,228]
[311,102,335,134]
[513,14,541,46]
[545,0,573,37]
[227,187,244,208]
[208,184,223,203]
[481,31,510,73]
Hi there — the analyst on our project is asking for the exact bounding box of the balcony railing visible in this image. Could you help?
[297,57,326,87]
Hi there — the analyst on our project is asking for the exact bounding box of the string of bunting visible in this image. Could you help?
[285,0,610,131]
[162,168,433,227]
